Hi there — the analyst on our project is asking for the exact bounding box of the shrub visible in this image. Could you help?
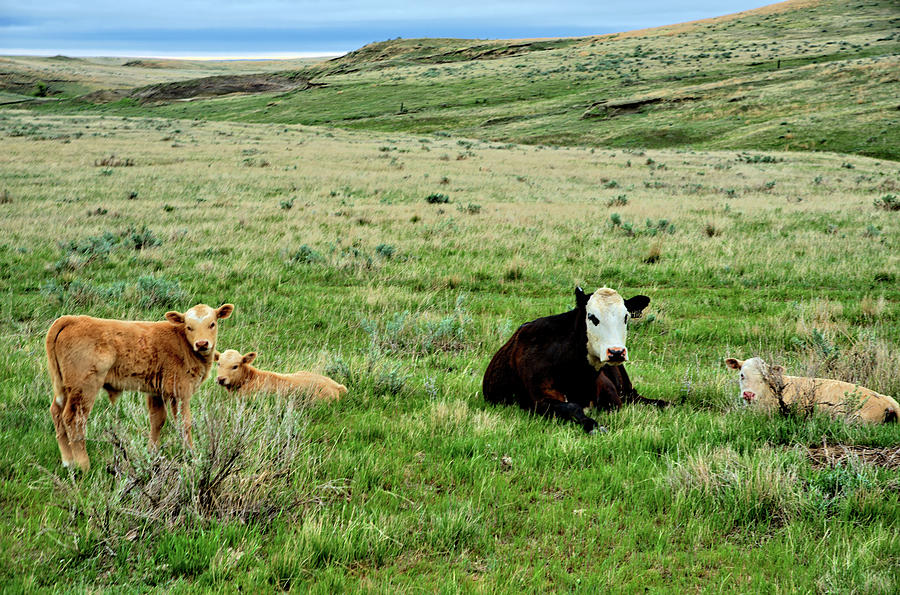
[643,242,662,264]
[645,218,675,236]
[290,245,324,265]
[94,155,134,167]
[425,193,450,204]
[136,276,187,308]
[375,243,395,259]
[125,225,162,250]
[41,279,127,307]
[606,195,628,207]
[736,153,782,163]
[873,194,899,211]
[704,222,722,237]
[863,224,881,238]
[280,198,295,210]
[326,354,411,398]
[363,295,471,356]
[43,395,323,555]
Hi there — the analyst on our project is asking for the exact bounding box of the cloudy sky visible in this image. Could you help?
[1,1,773,58]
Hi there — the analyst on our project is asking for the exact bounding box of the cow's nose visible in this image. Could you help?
[742,391,755,403]
[195,340,209,350]
[606,347,627,362]
[217,377,226,385]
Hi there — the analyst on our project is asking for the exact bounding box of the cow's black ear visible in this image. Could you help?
[575,286,589,309]
[624,295,651,318]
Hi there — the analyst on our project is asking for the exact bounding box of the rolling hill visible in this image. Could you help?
[4,0,899,159]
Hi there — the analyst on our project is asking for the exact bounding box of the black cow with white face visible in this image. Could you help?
[482,286,668,433]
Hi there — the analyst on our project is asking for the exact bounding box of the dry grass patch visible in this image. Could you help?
[808,444,900,470]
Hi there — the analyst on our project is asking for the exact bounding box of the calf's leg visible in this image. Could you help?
[50,399,74,468]
[62,380,102,472]
[179,397,193,448]
[147,393,167,448]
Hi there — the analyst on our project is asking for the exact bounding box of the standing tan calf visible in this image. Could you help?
[215,349,347,402]
[725,357,899,424]
[46,303,234,471]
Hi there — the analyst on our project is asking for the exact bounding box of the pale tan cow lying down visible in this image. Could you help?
[215,349,347,402]
[46,303,235,471]
[725,357,898,424]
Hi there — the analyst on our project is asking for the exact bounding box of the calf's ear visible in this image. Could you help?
[575,286,590,309]
[624,295,651,318]
[165,311,185,324]
[724,358,743,370]
[216,304,235,319]
[242,352,257,364]
[214,351,221,362]
[770,364,785,375]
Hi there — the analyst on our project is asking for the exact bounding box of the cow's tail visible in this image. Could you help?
[45,316,74,409]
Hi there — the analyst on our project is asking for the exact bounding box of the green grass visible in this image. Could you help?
[0,110,898,590]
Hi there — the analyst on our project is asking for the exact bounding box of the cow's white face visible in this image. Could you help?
[166,303,234,356]
[585,288,630,368]
[725,357,784,404]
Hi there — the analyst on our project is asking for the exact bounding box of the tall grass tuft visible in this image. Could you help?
[41,396,328,560]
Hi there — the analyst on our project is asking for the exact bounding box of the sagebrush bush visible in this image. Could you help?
[362,295,470,356]
[94,155,134,167]
[42,396,324,555]
[873,194,899,211]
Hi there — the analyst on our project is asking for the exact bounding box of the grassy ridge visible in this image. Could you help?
[14,0,900,160]
[0,112,898,590]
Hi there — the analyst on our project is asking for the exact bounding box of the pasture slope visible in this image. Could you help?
[15,0,900,161]
[1,1,899,593]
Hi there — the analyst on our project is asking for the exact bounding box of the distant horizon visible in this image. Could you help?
[0,49,346,61]
[1,1,774,59]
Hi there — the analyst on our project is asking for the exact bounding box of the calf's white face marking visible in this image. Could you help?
[585,288,630,368]
[165,303,234,355]
[725,357,783,404]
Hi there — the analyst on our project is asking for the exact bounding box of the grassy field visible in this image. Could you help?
[0,107,898,591]
[0,55,330,102]
[12,0,900,160]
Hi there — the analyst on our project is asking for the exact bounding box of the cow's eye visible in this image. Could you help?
[209,322,215,329]
[587,314,600,326]
[740,374,744,380]
[232,365,238,370]
[186,326,193,332]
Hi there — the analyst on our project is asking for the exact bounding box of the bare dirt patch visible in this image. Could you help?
[129,74,315,103]
[808,444,900,470]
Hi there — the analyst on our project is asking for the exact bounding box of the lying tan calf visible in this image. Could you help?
[725,357,898,424]
[215,349,347,401]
